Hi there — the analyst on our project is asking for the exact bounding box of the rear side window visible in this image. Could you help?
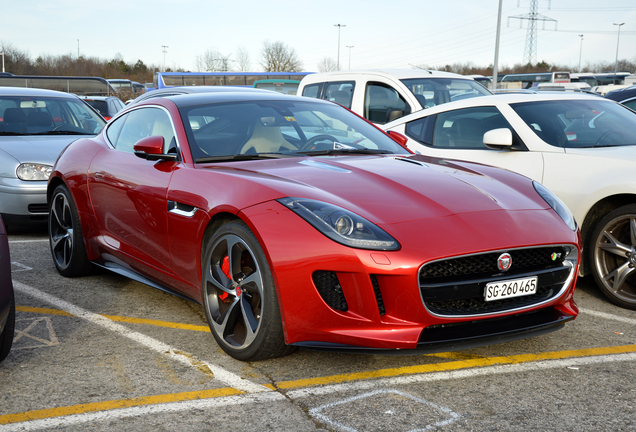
[302,84,322,99]
[324,81,354,109]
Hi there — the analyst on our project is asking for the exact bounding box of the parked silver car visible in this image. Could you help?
[0,87,106,226]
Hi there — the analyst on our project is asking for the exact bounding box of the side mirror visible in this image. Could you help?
[483,128,513,150]
[133,136,177,161]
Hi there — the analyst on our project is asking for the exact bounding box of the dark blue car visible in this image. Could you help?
[0,216,14,362]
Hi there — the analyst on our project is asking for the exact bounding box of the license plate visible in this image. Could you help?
[484,276,537,302]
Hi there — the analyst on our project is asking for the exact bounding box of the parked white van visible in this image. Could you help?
[297,69,491,125]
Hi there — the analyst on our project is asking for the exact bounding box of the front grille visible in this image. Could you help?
[28,203,48,214]
[420,246,574,316]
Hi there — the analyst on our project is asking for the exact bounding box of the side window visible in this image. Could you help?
[623,99,636,111]
[431,106,513,149]
[405,115,436,146]
[110,107,176,154]
[106,113,127,147]
[301,83,322,99]
[364,83,410,124]
[324,81,355,109]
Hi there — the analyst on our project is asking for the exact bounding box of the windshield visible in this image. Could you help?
[400,78,491,109]
[511,99,636,148]
[0,96,106,136]
[181,100,410,162]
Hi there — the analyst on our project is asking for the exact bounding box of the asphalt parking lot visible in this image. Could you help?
[1,225,635,432]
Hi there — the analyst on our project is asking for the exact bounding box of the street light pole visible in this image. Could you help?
[334,24,346,70]
[492,0,503,90]
[613,22,624,82]
[346,45,354,70]
[0,52,4,73]
[578,34,583,71]
[162,45,169,72]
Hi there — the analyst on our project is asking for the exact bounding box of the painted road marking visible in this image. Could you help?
[15,306,210,332]
[1,348,635,430]
[309,389,460,432]
[13,281,269,394]
[12,317,59,350]
[11,262,32,272]
[579,307,636,325]
[8,239,49,243]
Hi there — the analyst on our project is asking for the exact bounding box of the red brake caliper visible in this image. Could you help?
[219,256,231,302]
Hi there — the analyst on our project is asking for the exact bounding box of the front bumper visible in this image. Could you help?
[0,177,48,222]
[241,201,580,350]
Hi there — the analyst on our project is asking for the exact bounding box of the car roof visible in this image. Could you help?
[0,86,79,98]
[157,90,330,108]
[301,69,468,81]
[129,85,271,104]
[605,85,636,102]
[77,95,119,101]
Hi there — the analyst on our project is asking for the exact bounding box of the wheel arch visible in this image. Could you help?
[580,193,636,276]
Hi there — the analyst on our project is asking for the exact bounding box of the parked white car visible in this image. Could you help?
[383,93,636,310]
[298,69,491,125]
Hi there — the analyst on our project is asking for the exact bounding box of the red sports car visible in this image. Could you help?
[48,91,581,361]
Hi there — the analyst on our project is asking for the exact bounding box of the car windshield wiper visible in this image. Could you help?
[33,130,89,135]
[297,148,393,156]
[0,131,26,136]
[196,152,299,163]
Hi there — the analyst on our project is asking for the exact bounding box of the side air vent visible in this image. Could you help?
[312,271,348,312]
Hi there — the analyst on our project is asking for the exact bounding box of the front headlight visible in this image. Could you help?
[278,197,400,251]
[533,181,577,231]
[16,163,53,181]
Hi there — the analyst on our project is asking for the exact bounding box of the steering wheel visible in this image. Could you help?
[594,131,623,147]
[300,134,339,151]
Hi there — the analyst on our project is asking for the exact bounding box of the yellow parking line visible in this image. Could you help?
[15,306,210,332]
[271,344,636,390]
[1,344,635,425]
[0,388,242,425]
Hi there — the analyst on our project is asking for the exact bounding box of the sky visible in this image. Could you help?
[2,0,635,74]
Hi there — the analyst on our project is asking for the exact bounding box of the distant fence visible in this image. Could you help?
[0,75,116,96]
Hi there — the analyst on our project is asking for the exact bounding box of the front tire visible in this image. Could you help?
[0,291,15,362]
[591,204,636,310]
[49,185,91,277]
[202,220,295,361]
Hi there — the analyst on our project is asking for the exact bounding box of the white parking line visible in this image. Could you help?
[579,307,636,325]
[8,239,49,243]
[2,350,634,431]
[13,281,270,394]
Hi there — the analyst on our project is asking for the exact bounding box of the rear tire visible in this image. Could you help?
[202,220,296,361]
[591,204,636,310]
[49,185,91,277]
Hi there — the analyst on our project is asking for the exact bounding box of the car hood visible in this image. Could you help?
[0,135,81,164]
[206,155,548,225]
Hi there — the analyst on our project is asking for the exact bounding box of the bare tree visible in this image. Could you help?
[235,47,251,72]
[317,57,337,72]
[195,48,232,72]
[260,41,303,72]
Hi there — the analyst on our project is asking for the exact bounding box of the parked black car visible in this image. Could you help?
[605,85,636,110]
[0,216,14,362]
